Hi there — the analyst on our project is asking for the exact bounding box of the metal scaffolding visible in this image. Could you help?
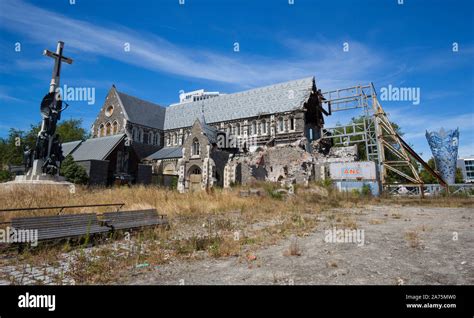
[319,83,447,195]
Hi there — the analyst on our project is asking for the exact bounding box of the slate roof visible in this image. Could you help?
[68,134,126,161]
[163,77,315,130]
[146,147,183,160]
[116,90,166,130]
[111,77,315,131]
[61,140,82,157]
[199,119,219,144]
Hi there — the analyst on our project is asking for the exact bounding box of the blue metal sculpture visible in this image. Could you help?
[425,128,459,184]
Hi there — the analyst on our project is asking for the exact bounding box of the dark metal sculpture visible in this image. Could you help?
[24,41,73,176]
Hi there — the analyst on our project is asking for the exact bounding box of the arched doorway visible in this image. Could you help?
[188,165,202,192]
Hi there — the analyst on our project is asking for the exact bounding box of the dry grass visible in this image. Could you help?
[405,230,422,248]
[326,260,338,268]
[0,183,472,284]
[369,219,385,225]
[0,185,295,223]
[391,213,402,219]
[340,217,358,229]
[1,184,471,223]
[283,238,301,257]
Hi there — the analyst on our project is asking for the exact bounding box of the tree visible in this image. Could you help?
[420,157,464,184]
[455,168,464,184]
[56,118,89,142]
[419,157,464,184]
[0,119,88,169]
[342,116,426,184]
[0,128,26,167]
[342,116,403,161]
[60,155,89,184]
[419,158,438,184]
[25,118,88,145]
[0,170,12,183]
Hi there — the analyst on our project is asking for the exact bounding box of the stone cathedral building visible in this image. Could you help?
[85,76,328,190]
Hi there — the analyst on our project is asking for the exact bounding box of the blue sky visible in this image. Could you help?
[0,0,473,159]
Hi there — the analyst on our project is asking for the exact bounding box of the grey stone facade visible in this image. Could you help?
[91,77,330,190]
[174,119,229,192]
[223,142,315,188]
[91,86,163,158]
[162,109,320,151]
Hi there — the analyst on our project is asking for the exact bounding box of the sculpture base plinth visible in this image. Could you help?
[1,176,73,191]
[1,160,73,191]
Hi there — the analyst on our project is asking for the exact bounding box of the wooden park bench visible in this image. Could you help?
[102,209,168,231]
[11,213,110,242]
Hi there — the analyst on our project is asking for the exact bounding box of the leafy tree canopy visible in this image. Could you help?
[0,119,88,168]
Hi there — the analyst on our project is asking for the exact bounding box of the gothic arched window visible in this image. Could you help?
[261,120,267,135]
[112,121,119,134]
[149,132,154,145]
[138,128,143,142]
[290,116,295,131]
[278,117,284,133]
[192,138,200,156]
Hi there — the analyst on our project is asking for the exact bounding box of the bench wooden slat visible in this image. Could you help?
[37,227,109,240]
[12,213,98,221]
[11,213,109,242]
[103,209,166,230]
[9,209,168,243]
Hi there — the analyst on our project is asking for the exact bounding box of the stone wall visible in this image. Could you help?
[210,150,231,187]
[224,141,314,187]
[164,110,308,150]
[91,88,126,138]
[311,145,359,181]
[222,140,363,187]
[92,87,163,157]
[176,120,213,192]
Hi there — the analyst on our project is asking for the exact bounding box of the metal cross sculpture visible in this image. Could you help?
[25,41,73,176]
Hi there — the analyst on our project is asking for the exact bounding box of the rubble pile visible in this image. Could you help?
[224,138,360,187]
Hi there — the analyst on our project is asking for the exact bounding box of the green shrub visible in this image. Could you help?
[351,188,360,196]
[361,184,372,196]
[0,170,12,183]
[60,155,89,184]
[269,191,283,200]
[170,176,178,189]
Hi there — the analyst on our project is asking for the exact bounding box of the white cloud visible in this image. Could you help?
[0,92,24,102]
[0,0,383,89]
[390,111,473,139]
[387,106,474,159]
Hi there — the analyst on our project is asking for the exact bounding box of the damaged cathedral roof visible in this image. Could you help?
[163,76,315,130]
[112,76,316,131]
